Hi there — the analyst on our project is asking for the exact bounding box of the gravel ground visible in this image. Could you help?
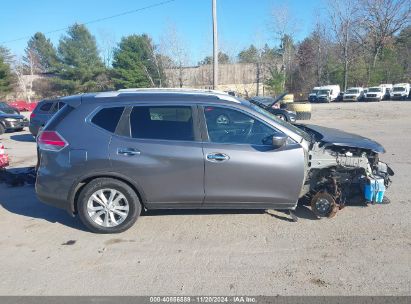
[0,101,410,296]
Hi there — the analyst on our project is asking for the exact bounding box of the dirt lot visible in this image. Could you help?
[0,101,410,296]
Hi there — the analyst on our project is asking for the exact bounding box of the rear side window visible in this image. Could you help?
[91,107,125,133]
[130,106,194,141]
[39,102,53,112]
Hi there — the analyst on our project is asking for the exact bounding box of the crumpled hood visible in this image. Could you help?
[299,124,385,153]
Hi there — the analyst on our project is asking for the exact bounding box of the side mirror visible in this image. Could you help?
[271,135,288,149]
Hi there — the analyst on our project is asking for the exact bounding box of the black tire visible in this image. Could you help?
[296,111,312,120]
[0,124,5,135]
[77,178,141,233]
[275,114,288,121]
[15,128,24,132]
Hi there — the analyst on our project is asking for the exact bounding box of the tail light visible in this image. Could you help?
[30,112,36,119]
[37,131,67,151]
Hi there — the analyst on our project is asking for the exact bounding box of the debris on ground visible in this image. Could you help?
[0,167,36,187]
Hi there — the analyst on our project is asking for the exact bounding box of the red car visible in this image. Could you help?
[8,100,38,112]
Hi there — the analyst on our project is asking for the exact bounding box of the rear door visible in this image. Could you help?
[200,105,305,209]
[109,104,205,209]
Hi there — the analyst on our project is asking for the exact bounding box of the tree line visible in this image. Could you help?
[0,0,410,100]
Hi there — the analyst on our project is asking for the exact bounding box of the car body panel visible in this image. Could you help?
[202,142,305,208]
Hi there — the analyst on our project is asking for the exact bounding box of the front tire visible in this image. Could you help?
[0,124,5,135]
[77,178,141,233]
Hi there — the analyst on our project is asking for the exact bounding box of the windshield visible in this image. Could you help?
[318,89,330,95]
[393,87,405,92]
[249,103,311,141]
[368,87,382,92]
[346,89,359,94]
[311,89,319,94]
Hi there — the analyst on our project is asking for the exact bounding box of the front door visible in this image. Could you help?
[109,105,204,209]
[201,105,305,209]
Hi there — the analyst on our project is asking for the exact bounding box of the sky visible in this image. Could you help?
[0,0,326,64]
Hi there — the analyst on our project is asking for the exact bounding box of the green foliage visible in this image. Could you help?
[112,34,164,89]
[24,32,58,74]
[54,23,108,95]
[0,47,14,97]
[238,45,259,63]
[265,68,285,94]
[199,52,230,65]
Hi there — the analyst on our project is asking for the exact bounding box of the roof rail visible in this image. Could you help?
[95,88,240,103]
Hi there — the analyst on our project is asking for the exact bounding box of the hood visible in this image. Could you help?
[0,112,26,120]
[297,124,385,153]
[249,93,288,108]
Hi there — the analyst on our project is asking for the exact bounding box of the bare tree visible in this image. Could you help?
[13,55,35,102]
[159,23,190,88]
[357,0,411,82]
[270,4,299,90]
[97,29,116,68]
[328,0,361,91]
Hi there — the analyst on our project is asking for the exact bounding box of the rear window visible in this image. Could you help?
[130,106,194,141]
[39,102,54,112]
[91,107,125,133]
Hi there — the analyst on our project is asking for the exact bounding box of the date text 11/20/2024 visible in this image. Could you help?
[149,296,257,303]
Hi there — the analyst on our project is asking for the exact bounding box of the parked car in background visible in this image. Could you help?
[343,87,364,102]
[0,111,29,135]
[315,85,341,103]
[364,86,385,101]
[308,87,321,102]
[35,89,393,233]
[8,100,38,112]
[29,99,64,137]
[0,102,20,115]
[390,83,410,100]
[248,94,296,122]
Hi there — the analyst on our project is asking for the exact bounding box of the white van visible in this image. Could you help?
[391,83,410,100]
[364,86,385,101]
[343,87,364,102]
[316,85,341,103]
[308,87,321,102]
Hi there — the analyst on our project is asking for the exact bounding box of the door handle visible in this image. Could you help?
[206,153,229,162]
[117,148,141,156]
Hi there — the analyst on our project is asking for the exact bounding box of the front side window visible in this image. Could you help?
[130,106,194,141]
[204,106,280,145]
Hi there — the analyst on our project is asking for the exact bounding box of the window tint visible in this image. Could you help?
[204,106,280,145]
[130,106,194,141]
[39,102,53,112]
[91,107,125,133]
[50,101,66,113]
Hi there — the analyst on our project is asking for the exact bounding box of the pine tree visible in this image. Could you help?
[54,23,106,94]
[24,32,58,74]
[0,47,14,97]
[112,34,164,89]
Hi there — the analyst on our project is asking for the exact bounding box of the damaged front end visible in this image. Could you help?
[297,125,394,218]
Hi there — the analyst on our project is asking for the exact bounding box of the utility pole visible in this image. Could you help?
[212,0,218,90]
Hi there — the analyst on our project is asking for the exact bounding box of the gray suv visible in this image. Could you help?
[36,89,393,233]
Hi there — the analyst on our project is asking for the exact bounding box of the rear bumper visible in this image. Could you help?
[35,172,72,212]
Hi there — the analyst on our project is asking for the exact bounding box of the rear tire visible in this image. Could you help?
[0,124,5,135]
[77,178,141,233]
